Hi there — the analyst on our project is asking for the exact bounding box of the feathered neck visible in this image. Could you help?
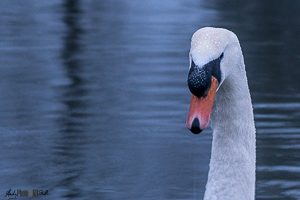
[204,60,256,200]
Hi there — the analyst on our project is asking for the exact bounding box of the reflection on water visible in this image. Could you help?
[0,0,299,199]
[52,0,87,199]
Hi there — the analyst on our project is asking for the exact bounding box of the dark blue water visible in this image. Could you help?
[0,0,299,199]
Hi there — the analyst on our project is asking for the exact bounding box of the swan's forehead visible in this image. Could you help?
[190,28,230,66]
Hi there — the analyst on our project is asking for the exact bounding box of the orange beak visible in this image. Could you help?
[186,77,218,134]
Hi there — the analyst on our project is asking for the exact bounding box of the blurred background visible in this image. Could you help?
[0,0,299,199]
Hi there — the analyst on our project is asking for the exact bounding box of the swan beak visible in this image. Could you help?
[186,77,218,134]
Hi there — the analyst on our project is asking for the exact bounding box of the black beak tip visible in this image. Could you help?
[190,118,203,134]
[190,127,203,134]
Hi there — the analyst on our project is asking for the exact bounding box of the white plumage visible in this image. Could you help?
[189,27,256,200]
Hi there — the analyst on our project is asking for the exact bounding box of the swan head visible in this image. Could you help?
[186,27,241,134]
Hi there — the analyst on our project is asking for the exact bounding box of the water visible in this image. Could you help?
[0,0,299,199]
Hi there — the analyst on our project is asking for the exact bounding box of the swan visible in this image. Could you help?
[185,27,256,200]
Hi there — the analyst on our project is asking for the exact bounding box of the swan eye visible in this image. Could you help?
[220,53,224,60]
[211,53,223,83]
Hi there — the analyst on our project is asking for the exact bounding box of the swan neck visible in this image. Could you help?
[204,66,256,200]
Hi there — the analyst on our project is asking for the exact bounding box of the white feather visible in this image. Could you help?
[190,27,256,200]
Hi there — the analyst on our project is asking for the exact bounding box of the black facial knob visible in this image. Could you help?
[188,60,211,97]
